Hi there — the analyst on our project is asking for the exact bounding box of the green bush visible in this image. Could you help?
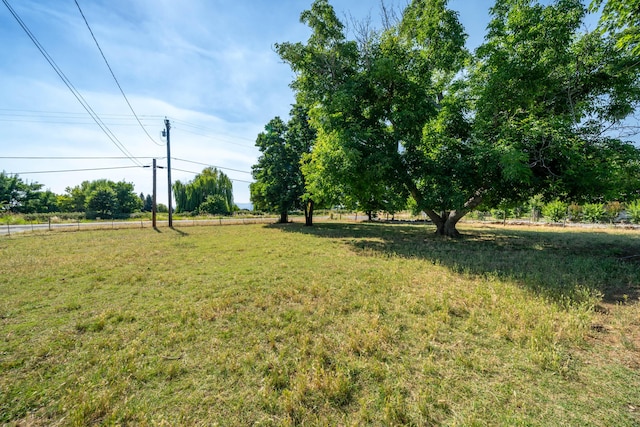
[542,200,567,222]
[582,203,605,223]
[604,201,624,223]
[16,212,85,222]
[528,195,544,221]
[627,200,640,224]
[199,194,231,216]
[567,203,582,222]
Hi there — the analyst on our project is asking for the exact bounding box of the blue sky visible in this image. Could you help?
[0,0,592,205]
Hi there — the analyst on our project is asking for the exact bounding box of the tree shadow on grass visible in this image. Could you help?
[267,222,640,306]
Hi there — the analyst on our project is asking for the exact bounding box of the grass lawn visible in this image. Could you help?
[1,222,639,426]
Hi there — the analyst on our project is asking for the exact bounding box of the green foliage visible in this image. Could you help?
[277,0,640,236]
[62,185,87,212]
[626,199,640,223]
[581,203,605,223]
[173,168,233,215]
[113,181,142,214]
[591,0,640,55]
[474,0,640,206]
[251,106,315,222]
[542,200,568,222]
[568,203,582,222]
[64,179,142,216]
[141,193,153,212]
[528,195,545,222]
[87,186,119,218]
[0,171,49,214]
[604,201,624,222]
[199,194,230,216]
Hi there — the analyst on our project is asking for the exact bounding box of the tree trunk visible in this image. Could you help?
[304,199,314,226]
[424,191,485,238]
[279,211,288,224]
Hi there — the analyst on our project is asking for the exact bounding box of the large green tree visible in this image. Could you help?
[472,0,640,206]
[251,106,316,224]
[277,0,640,236]
[0,172,52,214]
[277,1,411,220]
[64,179,142,216]
[87,186,119,218]
[173,167,234,215]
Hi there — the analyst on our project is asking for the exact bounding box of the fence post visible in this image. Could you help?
[49,217,51,231]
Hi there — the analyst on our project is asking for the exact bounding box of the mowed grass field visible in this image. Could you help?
[1,222,639,426]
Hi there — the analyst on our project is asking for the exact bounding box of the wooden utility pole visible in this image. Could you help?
[152,158,157,228]
[165,118,173,227]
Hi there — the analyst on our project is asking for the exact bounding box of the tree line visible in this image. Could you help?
[1,166,237,219]
[250,0,640,236]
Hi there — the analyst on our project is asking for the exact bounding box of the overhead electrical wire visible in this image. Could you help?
[0,108,163,120]
[0,118,152,126]
[3,155,253,182]
[172,167,253,184]
[0,109,162,126]
[169,118,255,141]
[0,156,160,160]
[74,0,165,147]
[9,165,143,175]
[1,0,143,167]
[1,108,257,151]
[169,118,256,148]
[172,157,252,174]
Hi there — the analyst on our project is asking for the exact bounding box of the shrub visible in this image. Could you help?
[567,203,582,222]
[604,201,624,223]
[582,203,605,223]
[528,195,544,221]
[199,194,230,216]
[491,208,511,221]
[542,200,567,222]
[627,200,640,224]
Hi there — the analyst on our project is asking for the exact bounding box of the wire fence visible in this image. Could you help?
[0,216,280,236]
[4,213,637,237]
[0,214,373,237]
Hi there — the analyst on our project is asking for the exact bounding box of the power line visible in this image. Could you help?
[172,167,253,184]
[2,0,143,167]
[172,157,252,174]
[0,108,164,119]
[0,110,161,126]
[8,166,144,174]
[0,118,154,126]
[0,156,160,160]
[169,117,257,144]
[176,127,256,149]
[1,108,257,150]
[74,0,164,147]
[1,156,251,176]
